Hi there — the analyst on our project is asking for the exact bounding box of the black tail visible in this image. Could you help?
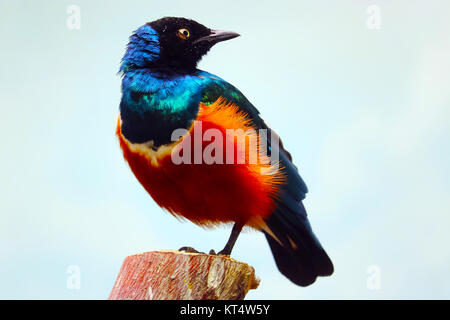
[263,200,334,286]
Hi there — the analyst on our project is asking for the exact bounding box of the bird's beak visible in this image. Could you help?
[193,29,240,44]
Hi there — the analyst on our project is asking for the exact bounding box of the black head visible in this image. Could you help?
[121,17,240,74]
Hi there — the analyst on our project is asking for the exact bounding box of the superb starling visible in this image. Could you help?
[117,17,333,286]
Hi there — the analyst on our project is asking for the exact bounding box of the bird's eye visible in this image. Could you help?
[177,28,191,40]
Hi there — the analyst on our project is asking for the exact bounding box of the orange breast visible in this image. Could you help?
[116,98,286,229]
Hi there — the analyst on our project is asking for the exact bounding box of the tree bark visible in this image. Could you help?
[108,250,260,300]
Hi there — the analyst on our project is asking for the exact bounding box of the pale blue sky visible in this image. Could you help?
[1,0,449,299]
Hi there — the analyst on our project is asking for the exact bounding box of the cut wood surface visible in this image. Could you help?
[108,250,260,300]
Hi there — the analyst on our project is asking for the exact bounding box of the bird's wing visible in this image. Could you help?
[199,72,309,201]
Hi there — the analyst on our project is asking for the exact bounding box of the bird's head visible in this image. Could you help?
[120,17,240,74]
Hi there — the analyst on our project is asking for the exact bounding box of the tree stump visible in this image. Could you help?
[108,250,260,300]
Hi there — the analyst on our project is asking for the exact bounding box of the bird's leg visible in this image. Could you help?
[179,223,243,255]
[216,223,243,256]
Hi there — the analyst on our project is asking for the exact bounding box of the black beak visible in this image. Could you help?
[193,29,240,44]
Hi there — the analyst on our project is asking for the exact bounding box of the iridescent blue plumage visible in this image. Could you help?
[120,25,160,73]
[120,68,249,145]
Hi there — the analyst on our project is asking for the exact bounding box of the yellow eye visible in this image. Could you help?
[177,28,190,40]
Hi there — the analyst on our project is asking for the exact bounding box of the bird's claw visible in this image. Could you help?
[178,247,230,256]
[209,249,230,256]
[178,246,203,254]
[216,249,231,256]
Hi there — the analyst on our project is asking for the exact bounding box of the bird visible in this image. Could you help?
[116,17,334,286]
